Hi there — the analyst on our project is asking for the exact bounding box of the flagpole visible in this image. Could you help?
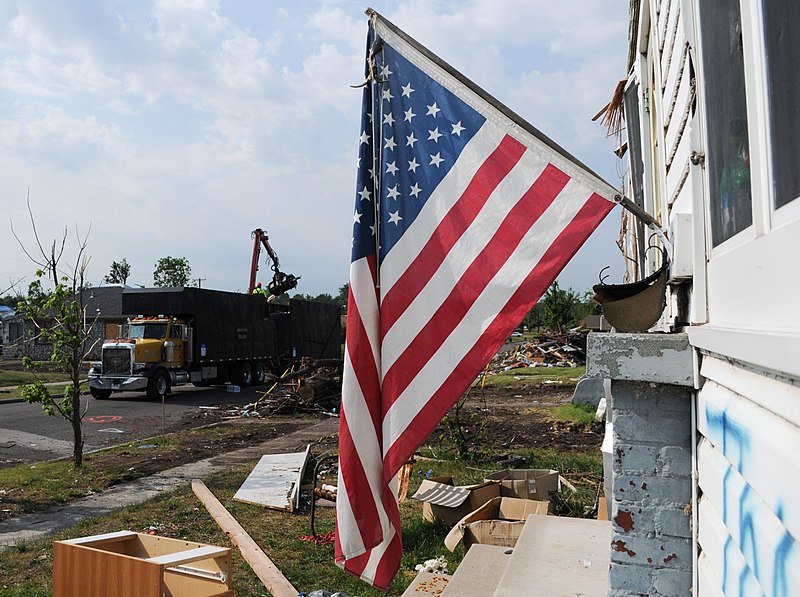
[614,194,673,258]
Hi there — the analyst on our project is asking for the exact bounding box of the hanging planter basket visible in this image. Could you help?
[592,248,669,333]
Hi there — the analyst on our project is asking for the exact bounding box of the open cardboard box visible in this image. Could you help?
[484,468,560,501]
[444,497,551,551]
[411,477,501,527]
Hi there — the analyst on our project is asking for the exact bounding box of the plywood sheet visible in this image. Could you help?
[233,446,310,511]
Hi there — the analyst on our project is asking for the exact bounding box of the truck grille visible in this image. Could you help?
[103,347,132,375]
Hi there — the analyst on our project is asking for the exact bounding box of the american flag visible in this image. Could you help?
[335,11,617,589]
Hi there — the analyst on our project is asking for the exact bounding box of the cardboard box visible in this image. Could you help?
[484,468,560,501]
[412,478,501,527]
[444,497,550,551]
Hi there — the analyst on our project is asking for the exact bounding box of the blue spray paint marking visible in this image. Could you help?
[705,405,794,595]
[773,505,792,597]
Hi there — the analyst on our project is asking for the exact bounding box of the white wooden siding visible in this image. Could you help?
[696,355,800,596]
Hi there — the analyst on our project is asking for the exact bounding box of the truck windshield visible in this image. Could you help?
[129,323,168,339]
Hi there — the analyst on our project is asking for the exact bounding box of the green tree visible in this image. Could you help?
[153,256,191,287]
[104,258,131,284]
[541,281,579,332]
[11,199,96,468]
[335,283,349,308]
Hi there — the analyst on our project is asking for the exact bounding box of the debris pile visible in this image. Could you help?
[490,332,587,371]
[246,358,343,417]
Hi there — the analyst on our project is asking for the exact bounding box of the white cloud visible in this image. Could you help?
[0,0,629,295]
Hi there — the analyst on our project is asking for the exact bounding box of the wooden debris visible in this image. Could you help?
[191,480,298,597]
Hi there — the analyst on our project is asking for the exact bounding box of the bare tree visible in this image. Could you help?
[11,193,98,468]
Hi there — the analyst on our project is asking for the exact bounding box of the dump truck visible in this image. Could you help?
[87,287,340,399]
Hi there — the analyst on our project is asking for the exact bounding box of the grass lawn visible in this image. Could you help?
[0,373,603,596]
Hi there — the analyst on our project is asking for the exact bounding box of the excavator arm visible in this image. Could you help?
[248,228,300,296]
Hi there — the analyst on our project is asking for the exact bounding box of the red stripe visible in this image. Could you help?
[383,192,613,476]
[380,163,570,413]
[380,134,526,333]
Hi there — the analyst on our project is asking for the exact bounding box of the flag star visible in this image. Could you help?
[370,224,376,236]
[354,211,362,224]
[406,132,418,147]
[379,64,393,78]
[426,102,441,117]
[382,88,393,101]
[358,185,372,201]
[401,83,414,97]
[403,107,416,122]
[408,157,419,172]
[387,185,401,200]
[430,152,444,167]
[384,136,397,151]
[368,167,375,179]
[428,127,442,142]
[409,183,422,198]
[359,131,370,144]
[388,210,403,225]
[386,161,399,175]
[383,112,395,126]
[451,121,465,136]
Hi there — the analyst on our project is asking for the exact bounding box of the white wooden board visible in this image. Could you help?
[233,446,311,511]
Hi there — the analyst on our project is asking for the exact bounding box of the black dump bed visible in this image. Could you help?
[122,287,274,364]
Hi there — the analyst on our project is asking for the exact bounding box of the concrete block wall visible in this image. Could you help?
[608,381,693,597]
[587,332,695,597]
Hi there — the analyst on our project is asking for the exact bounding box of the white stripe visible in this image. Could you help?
[380,147,550,374]
[380,122,505,295]
[382,178,592,451]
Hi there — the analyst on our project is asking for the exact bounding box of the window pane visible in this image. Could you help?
[764,0,800,208]
[699,0,753,246]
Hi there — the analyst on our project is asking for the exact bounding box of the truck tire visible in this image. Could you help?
[253,362,266,385]
[235,362,253,388]
[90,387,112,400]
[147,370,170,400]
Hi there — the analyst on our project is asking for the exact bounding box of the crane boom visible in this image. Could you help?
[248,228,300,297]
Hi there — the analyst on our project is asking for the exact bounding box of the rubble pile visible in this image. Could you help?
[490,332,587,371]
[245,358,343,416]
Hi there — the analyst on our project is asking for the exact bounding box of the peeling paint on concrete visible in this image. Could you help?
[586,333,693,386]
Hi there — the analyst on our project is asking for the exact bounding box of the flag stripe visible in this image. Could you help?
[380,145,550,373]
[381,179,608,463]
[379,133,526,332]
[379,124,505,293]
[380,163,570,410]
[382,192,614,473]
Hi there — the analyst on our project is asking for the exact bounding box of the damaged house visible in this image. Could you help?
[589,0,800,595]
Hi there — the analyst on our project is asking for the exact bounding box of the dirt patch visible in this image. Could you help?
[83,417,317,479]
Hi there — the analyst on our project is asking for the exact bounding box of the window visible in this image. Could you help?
[763,0,800,209]
[8,322,22,342]
[698,0,752,246]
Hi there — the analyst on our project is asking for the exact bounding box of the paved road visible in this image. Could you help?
[0,384,268,465]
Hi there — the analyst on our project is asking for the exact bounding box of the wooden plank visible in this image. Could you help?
[147,545,229,566]
[60,530,137,545]
[192,479,298,597]
[233,446,310,511]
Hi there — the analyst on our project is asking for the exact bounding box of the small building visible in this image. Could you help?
[0,286,128,362]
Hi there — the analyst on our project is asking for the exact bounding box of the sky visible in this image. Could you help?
[1,0,630,298]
